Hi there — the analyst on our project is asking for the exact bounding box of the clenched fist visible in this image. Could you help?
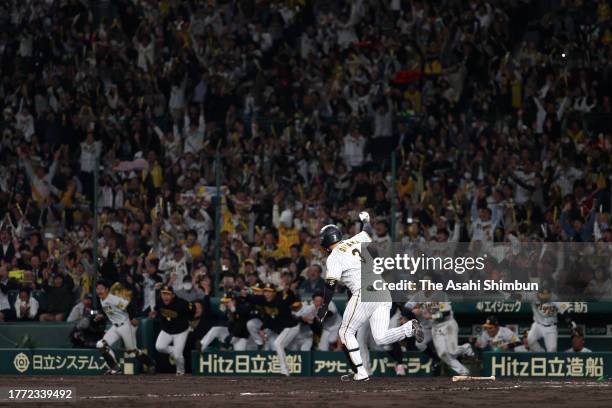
[358,211,370,223]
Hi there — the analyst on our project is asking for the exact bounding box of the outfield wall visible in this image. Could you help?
[2,349,611,378]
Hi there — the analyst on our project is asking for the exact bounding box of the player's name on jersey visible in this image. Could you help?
[371,279,539,292]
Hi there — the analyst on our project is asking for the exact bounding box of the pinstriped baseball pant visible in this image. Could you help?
[338,291,407,368]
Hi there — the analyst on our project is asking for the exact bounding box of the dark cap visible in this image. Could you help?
[482,315,499,328]
[263,283,276,292]
[160,285,174,295]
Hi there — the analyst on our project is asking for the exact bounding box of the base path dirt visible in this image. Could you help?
[1,376,611,407]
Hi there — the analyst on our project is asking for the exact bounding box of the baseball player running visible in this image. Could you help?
[200,290,251,352]
[150,285,196,375]
[242,283,302,376]
[405,288,473,375]
[357,303,404,376]
[245,283,266,349]
[318,212,423,382]
[95,280,155,374]
[519,286,571,352]
[474,316,521,352]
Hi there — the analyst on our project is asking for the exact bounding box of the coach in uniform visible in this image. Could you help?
[151,285,196,375]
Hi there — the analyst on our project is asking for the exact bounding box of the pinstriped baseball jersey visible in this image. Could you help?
[100,293,130,326]
[325,231,371,294]
[522,293,569,326]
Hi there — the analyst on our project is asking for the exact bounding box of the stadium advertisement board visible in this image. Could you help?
[482,352,611,378]
[192,351,311,376]
[311,352,434,377]
[191,351,434,376]
[0,349,140,375]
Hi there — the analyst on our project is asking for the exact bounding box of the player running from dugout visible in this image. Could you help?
[95,280,155,375]
[150,285,196,376]
[241,283,303,376]
[405,288,474,376]
[245,282,266,349]
[514,284,575,352]
[318,211,424,382]
[200,288,251,352]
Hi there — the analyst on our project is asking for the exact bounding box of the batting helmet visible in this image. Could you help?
[320,224,342,250]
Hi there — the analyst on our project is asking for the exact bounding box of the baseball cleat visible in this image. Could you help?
[341,373,370,382]
[104,367,122,375]
[176,371,185,376]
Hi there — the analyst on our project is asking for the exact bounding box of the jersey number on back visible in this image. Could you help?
[352,248,366,263]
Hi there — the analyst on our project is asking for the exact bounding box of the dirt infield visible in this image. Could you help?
[1,375,611,407]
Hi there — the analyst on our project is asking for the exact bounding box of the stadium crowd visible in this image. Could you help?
[0,0,611,333]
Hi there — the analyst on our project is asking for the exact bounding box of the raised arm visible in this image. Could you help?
[357,211,374,239]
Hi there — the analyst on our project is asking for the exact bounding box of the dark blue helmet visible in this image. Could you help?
[320,224,342,250]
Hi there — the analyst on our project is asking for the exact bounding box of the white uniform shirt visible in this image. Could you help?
[565,347,592,353]
[523,293,569,326]
[0,280,10,310]
[294,303,315,319]
[305,300,342,329]
[477,326,519,350]
[342,134,366,168]
[15,297,39,319]
[323,301,342,329]
[142,274,158,312]
[159,255,190,290]
[325,231,371,294]
[80,141,102,173]
[67,302,88,322]
[100,294,131,326]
